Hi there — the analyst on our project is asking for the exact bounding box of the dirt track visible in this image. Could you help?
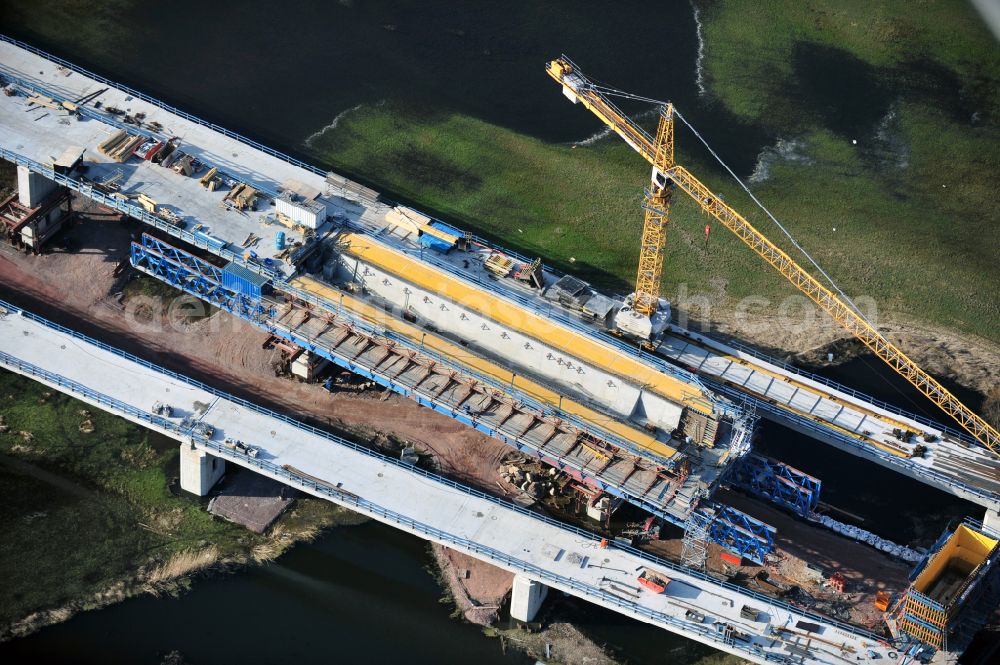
[0,213,513,496]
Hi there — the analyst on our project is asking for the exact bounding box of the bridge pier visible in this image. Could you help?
[983,508,1000,534]
[510,574,548,623]
[178,441,224,496]
[16,165,58,207]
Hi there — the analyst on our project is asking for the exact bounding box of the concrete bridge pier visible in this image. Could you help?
[17,165,58,207]
[510,574,548,622]
[179,441,225,496]
[984,508,1000,534]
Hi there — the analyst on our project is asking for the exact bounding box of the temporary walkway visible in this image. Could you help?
[0,300,902,665]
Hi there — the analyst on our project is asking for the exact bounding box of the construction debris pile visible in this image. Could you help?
[814,515,922,563]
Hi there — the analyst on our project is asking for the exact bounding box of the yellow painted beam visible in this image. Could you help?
[337,232,713,415]
[290,275,678,461]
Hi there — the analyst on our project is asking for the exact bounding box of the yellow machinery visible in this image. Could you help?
[546,56,1000,456]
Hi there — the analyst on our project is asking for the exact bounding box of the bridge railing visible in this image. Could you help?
[0,300,884,644]
[720,337,977,446]
[708,379,996,505]
[0,34,340,187]
[0,147,280,281]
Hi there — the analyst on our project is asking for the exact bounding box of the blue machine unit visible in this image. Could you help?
[221,261,271,299]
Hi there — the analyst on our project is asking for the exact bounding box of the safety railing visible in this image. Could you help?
[0,147,281,280]
[0,34,340,187]
[0,349,187,440]
[0,299,885,643]
[709,379,997,505]
[195,439,786,663]
[723,338,977,446]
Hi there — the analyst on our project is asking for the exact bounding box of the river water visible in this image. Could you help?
[0,1,986,663]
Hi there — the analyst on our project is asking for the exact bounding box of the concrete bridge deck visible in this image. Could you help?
[0,33,996,516]
[0,300,903,665]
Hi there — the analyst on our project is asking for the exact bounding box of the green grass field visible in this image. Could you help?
[0,370,345,630]
[305,0,999,343]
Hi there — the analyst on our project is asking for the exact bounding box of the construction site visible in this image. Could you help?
[0,35,998,665]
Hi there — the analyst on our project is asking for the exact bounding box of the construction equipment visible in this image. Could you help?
[638,569,671,593]
[546,56,1000,456]
[135,193,156,214]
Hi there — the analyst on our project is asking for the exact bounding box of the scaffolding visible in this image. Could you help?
[681,510,712,570]
[730,453,821,518]
[896,521,1000,651]
[129,233,272,322]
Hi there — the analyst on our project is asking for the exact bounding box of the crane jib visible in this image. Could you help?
[547,57,1000,455]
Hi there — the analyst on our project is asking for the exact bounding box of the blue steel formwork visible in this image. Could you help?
[705,504,777,565]
[129,233,780,563]
[129,235,272,322]
[730,453,821,518]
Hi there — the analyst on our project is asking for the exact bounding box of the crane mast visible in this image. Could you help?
[546,56,1000,456]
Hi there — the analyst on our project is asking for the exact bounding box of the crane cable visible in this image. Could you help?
[587,82,875,327]
[672,108,876,327]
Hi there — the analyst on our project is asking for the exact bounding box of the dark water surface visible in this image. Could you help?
[0,524,529,665]
[1,0,771,175]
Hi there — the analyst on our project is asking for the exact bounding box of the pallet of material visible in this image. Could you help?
[97,129,128,156]
[326,171,379,201]
[172,154,194,176]
[106,134,145,163]
[224,183,258,210]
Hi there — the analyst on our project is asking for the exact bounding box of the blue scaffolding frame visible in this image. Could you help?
[730,453,821,518]
[129,234,272,322]
[703,503,777,565]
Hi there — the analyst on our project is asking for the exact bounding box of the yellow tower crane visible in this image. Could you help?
[546,56,1000,457]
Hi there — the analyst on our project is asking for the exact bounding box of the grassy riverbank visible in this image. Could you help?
[0,369,353,638]
[304,0,999,343]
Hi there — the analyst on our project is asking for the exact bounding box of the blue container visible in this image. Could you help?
[221,262,271,298]
[275,231,286,251]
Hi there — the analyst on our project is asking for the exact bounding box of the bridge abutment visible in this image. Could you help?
[179,441,224,496]
[510,574,548,622]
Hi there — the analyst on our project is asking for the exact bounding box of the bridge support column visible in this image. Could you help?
[179,441,224,496]
[984,508,1000,534]
[16,165,58,208]
[510,574,548,623]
